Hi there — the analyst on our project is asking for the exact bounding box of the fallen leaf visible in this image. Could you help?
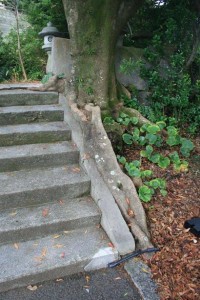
[10,211,17,216]
[53,234,61,239]
[83,153,90,160]
[56,279,63,282]
[83,285,90,288]
[127,208,134,217]
[14,243,19,250]
[114,277,121,280]
[34,256,43,262]
[60,252,65,258]
[27,285,37,291]
[126,198,130,205]
[108,242,114,248]
[53,244,63,248]
[63,231,69,234]
[42,208,49,217]
[59,199,64,205]
[72,167,80,173]
[141,267,150,273]
[85,275,90,284]
[41,247,47,257]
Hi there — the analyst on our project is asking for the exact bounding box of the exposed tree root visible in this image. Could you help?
[121,106,152,126]
[28,75,65,93]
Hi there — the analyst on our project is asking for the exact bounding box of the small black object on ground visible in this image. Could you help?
[108,247,160,268]
[184,217,200,237]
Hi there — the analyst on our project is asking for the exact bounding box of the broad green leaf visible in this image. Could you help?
[140,150,147,157]
[173,160,189,172]
[117,155,126,165]
[145,133,157,144]
[130,117,139,125]
[146,124,160,134]
[156,121,166,130]
[140,123,149,133]
[160,189,167,196]
[166,135,180,146]
[123,118,130,126]
[146,145,154,156]
[158,156,170,168]
[125,163,141,177]
[103,117,115,125]
[167,126,178,135]
[169,151,180,163]
[128,168,141,177]
[141,170,153,178]
[148,179,160,189]
[150,153,160,163]
[122,133,133,145]
[139,185,153,202]
[132,160,141,168]
[180,138,194,157]
[138,136,146,146]
[157,178,166,189]
[119,112,128,118]
[116,117,123,123]
[132,128,140,141]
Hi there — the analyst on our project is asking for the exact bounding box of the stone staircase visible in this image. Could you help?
[0,89,117,292]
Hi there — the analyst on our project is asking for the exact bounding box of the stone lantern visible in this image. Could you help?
[39,22,62,73]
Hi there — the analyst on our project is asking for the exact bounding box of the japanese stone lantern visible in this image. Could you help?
[39,22,62,73]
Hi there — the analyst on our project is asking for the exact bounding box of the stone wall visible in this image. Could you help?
[0,7,29,37]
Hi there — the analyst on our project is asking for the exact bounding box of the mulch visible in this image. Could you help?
[123,137,200,300]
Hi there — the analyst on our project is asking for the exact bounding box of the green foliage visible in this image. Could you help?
[41,72,53,84]
[139,177,167,202]
[120,58,142,75]
[139,185,154,202]
[116,154,167,202]
[180,138,195,158]
[19,0,68,33]
[122,0,200,134]
[103,117,115,125]
[115,110,195,202]
[0,28,46,82]
[0,0,67,82]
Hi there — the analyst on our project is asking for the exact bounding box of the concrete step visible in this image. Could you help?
[0,141,79,172]
[0,226,118,292]
[0,165,91,210]
[0,90,59,107]
[0,122,71,147]
[0,105,64,125]
[0,197,100,245]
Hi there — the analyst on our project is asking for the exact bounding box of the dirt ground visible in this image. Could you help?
[123,137,200,300]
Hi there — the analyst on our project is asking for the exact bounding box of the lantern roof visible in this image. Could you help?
[39,22,62,37]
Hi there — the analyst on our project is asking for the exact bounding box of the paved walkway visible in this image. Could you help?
[0,268,141,300]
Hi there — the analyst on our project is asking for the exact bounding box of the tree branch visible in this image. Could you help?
[116,0,145,38]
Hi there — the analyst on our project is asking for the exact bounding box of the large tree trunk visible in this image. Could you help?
[62,0,144,112]
[61,0,153,252]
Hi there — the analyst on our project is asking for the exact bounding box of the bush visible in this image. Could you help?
[0,28,46,82]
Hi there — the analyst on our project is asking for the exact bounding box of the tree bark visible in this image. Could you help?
[62,0,144,111]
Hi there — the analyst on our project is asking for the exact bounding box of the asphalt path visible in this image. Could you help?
[0,268,142,300]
